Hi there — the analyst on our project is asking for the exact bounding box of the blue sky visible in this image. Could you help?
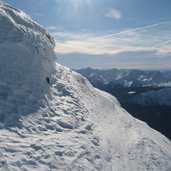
[3,0,171,69]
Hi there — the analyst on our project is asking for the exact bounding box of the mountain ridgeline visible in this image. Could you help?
[76,67,171,140]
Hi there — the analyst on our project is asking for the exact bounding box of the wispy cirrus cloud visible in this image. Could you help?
[105,8,122,20]
[52,21,171,57]
[154,41,171,56]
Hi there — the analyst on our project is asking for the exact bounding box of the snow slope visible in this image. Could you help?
[131,88,171,107]
[0,3,171,171]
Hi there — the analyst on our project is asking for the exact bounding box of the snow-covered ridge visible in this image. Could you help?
[0,3,171,171]
[0,3,55,46]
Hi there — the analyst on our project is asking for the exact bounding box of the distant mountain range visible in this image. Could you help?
[77,67,171,88]
[76,67,171,140]
[131,88,171,107]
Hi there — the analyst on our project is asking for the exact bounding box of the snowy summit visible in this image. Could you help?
[0,3,171,171]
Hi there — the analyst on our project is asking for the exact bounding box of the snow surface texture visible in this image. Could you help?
[0,3,171,171]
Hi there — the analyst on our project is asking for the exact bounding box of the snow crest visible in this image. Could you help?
[0,3,56,126]
[0,3,171,171]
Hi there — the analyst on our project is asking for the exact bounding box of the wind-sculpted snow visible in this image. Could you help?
[0,3,56,126]
[0,3,171,171]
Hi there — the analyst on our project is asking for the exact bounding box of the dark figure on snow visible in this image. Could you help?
[46,77,50,84]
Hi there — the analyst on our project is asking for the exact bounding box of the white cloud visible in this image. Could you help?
[105,8,122,20]
[52,22,171,57]
[155,41,171,56]
[46,26,58,31]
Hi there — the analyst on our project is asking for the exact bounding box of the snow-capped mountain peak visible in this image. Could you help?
[77,67,171,87]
